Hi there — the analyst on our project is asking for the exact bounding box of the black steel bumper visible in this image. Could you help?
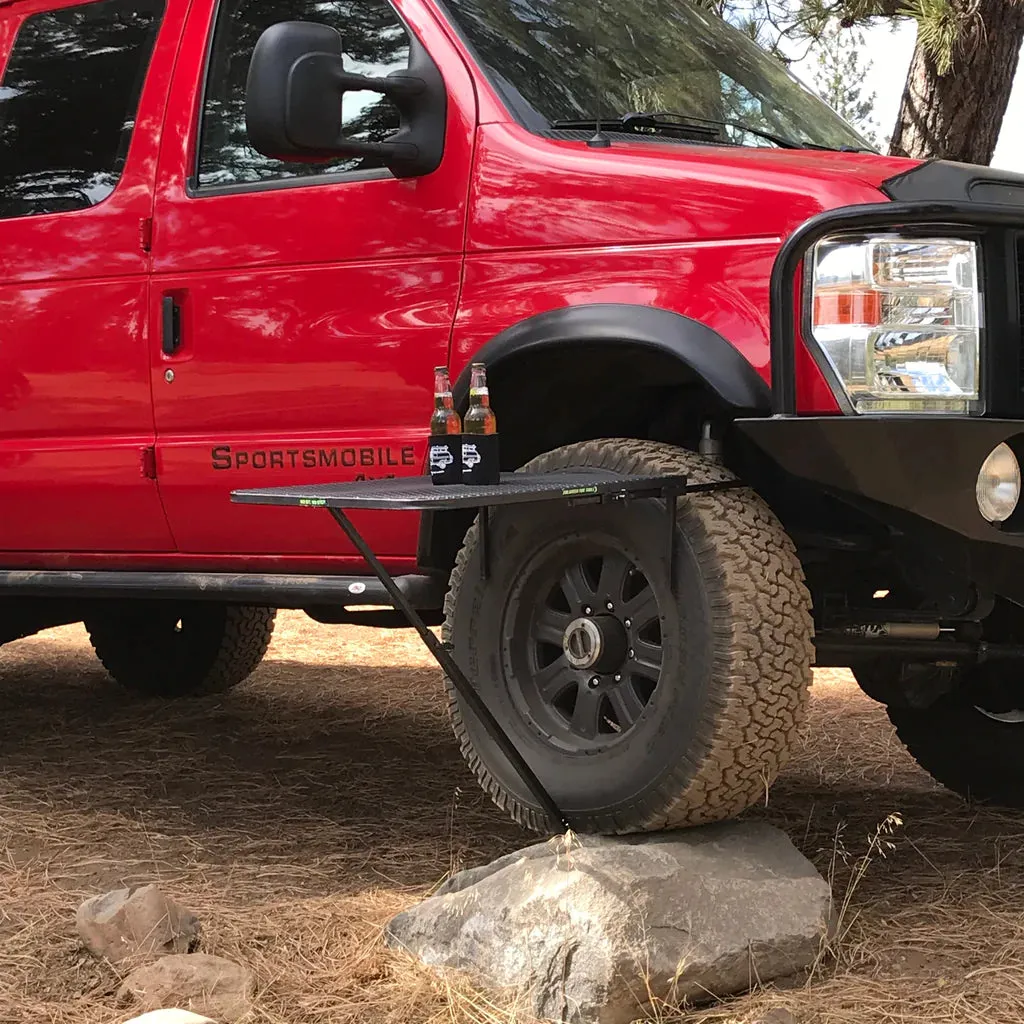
[739,415,1023,542]
[739,415,1024,603]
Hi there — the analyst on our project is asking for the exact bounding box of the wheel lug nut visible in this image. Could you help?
[624,619,632,628]
[614,673,622,682]
[628,649,635,659]
[584,605,593,615]
[588,676,600,689]
[606,602,614,611]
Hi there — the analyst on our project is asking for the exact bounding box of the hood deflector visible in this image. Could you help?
[882,159,1024,207]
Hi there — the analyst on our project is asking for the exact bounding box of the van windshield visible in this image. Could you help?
[439,0,871,152]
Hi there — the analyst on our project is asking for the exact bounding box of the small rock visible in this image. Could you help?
[77,885,200,962]
[123,1011,219,1024]
[119,954,251,1023]
[387,822,831,1024]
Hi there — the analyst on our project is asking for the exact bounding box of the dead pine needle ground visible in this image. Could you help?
[2,613,1024,1024]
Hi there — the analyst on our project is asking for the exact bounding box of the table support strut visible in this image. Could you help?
[328,507,570,832]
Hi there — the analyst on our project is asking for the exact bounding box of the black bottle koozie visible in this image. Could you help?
[462,433,500,485]
[428,436,462,485]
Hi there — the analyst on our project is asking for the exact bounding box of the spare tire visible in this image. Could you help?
[86,602,275,698]
[443,439,814,834]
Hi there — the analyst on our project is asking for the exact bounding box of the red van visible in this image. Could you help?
[3,0,1024,834]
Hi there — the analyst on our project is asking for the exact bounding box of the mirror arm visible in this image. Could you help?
[326,64,427,99]
[315,60,427,168]
[333,138,420,162]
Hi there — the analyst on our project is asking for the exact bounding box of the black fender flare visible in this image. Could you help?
[452,303,770,413]
[417,304,769,578]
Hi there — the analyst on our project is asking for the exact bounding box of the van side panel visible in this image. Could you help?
[0,0,188,553]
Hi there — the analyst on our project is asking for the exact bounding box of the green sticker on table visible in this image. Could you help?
[561,486,599,497]
[299,498,328,507]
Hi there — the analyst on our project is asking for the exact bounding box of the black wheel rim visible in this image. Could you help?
[503,541,665,752]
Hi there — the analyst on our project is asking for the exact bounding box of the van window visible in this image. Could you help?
[0,0,165,221]
[197,0,411,190]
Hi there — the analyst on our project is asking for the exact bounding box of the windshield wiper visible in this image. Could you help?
[628,111,808,149]
[550,111,807,149]
[553,111,876,153]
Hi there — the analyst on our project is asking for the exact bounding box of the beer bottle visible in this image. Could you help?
[462,363,500,485]
[430,366,462,436]
[429,366,462,485]
[464,363,497,435]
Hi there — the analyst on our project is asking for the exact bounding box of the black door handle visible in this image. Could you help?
[162,296,182,357]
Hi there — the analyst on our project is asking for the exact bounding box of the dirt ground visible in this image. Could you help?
[2,612,1024,1024]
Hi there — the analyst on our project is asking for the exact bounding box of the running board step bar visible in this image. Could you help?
[0,570,444,610]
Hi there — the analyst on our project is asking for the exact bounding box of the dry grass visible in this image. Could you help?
[2,614,1024,1023]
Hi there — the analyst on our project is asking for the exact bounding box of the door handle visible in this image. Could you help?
[162,295,182,357]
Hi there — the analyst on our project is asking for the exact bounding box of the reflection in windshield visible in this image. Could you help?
[440,0,869,151]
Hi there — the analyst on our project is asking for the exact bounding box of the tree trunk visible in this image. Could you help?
[890,0,1024,164]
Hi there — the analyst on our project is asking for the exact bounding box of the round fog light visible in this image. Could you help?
[977,443,1021,523]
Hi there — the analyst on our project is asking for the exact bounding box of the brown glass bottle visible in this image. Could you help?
[430,366,462,435]
[463,363,497,435]
[429,366,462,485]
[462,363,499,484]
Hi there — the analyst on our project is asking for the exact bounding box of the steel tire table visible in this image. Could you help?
[232,469,731,831]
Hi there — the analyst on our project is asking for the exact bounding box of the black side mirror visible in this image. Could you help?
[245,21,446,178]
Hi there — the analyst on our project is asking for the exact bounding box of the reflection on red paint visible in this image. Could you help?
[0,0,916,567]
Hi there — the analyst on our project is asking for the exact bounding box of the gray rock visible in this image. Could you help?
[119,954,251,1023]
[387,822,831,1024]
[77,885,200,963]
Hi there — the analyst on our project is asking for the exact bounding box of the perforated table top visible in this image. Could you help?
[232,470,690,512]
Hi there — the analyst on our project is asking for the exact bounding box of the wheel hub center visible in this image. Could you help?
[563,615,627,673]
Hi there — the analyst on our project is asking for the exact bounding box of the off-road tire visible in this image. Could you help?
[443,439,814,834]
[86,603,276,698]
[889,688,1024,808]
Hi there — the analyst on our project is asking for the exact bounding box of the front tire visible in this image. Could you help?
[443,439,814,834]
[86,603,276,698]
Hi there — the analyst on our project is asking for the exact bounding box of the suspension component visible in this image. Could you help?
[843,622,942,641]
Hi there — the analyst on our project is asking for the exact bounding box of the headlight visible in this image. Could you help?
[810,235,982,414]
